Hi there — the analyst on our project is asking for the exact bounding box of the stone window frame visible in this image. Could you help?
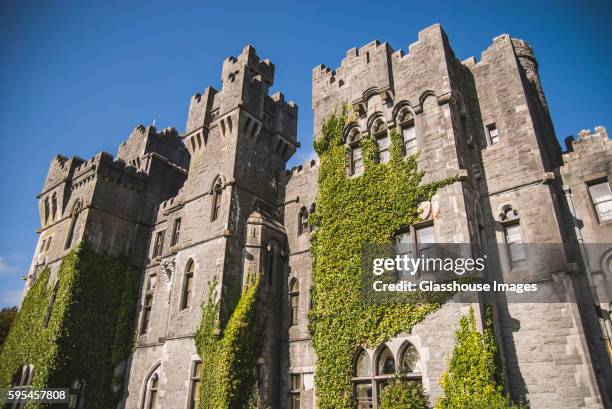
[345,127,364,177]
[289,373,302,409]
[396,107,417,157]
[12,364,35,408]
[370,117,391,164]
[152,230,165,259]
[171,217,182,247]
[51,193,58,222]
[187,360,201,409]
[140,274,156,335]
[44,197,50,226]
[586,177,612,224]
[486,122,500,146]
[141,364,161,409]
[68,379,86,409]
[211,176,224,222]
[289,277,299,327]
[394,222,436,277]
[180,259,195,311]
[351,341,423,408]
[499,205,527,269]
[298,206,309,235]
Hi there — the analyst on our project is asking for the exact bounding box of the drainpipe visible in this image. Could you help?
[563,185,612,363]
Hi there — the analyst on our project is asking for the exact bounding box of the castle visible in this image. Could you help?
[9,24,612,408]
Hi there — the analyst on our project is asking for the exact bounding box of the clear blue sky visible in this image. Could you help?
[1,0,610,307]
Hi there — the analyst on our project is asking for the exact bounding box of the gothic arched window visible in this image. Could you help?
[309,203,316,232]
[44,197,50,225]
[352,349,373,409]
[51,193,58,222]
[397,108,417,156]
[347,128,363,176]
[145,373,159,409]
[298,207,309,235]
[371,118,390,164]
[181,260,194,310]
[399,343,421,374]
[289,278,299,326]
[211,178,223,221]
[377,346,395,375]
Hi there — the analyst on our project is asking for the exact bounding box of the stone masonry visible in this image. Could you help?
[24,24,612,408]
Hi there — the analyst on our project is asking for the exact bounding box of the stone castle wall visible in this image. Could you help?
[21,25,612,409]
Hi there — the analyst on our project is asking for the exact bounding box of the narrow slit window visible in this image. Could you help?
[171,218,182,246]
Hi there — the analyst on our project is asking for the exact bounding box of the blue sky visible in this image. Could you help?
[0,0,610,307]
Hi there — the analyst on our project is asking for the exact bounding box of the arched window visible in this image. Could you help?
[352,349,373,409]
[68,379,85,409]
[347,129,363,176]
[397,108,417,156]
[181,260,194,310]
[499,206,525,265]
[65,201,82,250]
[51,193,58,222]
[145,373,159,409]
[211,178,223,221]
[289,278,299,326]
[377,346,395,375]
[12,365,34,408]
[44,197,50,225]
[309,203,316,232]
[298,207,309,235]
[399,343,421,374]
[43,280,60,328]
[371,118,390,164]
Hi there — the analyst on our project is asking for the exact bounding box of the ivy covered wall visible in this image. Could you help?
[195,273,265,409]
[308,108,457,408]
[0,243,139,409]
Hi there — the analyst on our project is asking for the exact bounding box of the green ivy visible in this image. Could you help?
[309,106,457,408]
[195,272,265,409]
[436,307,523,409]
[0,243,139,409]
[379,378,432,409]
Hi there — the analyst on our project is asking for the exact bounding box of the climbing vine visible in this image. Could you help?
[195,272,265,409]
[0,243,139,409]
[436,307,522,409]
[309,106,457,408]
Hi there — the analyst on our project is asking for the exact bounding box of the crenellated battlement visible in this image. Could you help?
[117,124,189,170]
[221,44,274,86]
[563,126,611,157]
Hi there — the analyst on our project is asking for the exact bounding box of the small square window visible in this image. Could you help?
[487,123,499,145]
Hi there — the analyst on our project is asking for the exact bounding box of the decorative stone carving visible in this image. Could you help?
[160,257,176,283]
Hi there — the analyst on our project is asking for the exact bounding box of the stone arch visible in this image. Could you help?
[418,90,437,112]
[367,112,387,135]
[393,101,416,124]
[140,361,161,409]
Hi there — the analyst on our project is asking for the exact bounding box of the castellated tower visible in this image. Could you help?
[124,45,298,409]
[301,24,611,407]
